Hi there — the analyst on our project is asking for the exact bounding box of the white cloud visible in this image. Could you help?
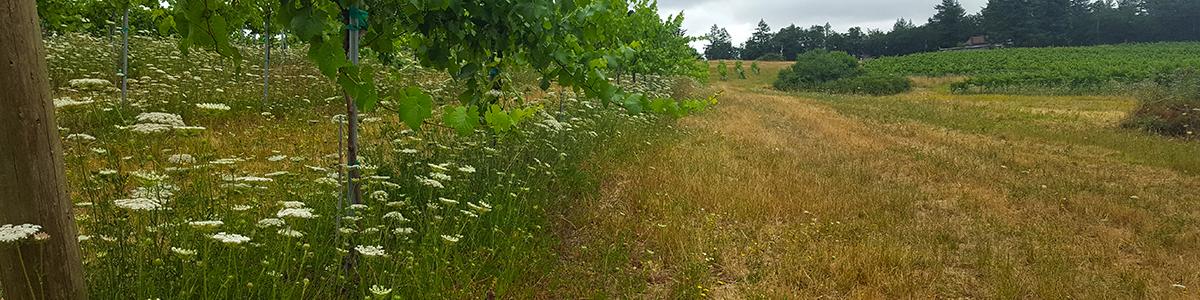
[657,0,987,50]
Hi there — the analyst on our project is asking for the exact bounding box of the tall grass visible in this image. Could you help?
[9,34,682,298]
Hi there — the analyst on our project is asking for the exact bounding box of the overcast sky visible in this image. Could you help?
[656,0,988,50]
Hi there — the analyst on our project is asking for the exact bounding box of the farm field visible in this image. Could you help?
[3,2,1200,297]
[540,61,1200,298]
[866,42,1200,94]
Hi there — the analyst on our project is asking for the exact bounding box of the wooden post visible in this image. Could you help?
[0,0,89,299]
[262,9,271,105]
[342,7,362,206]
[119,8,129,106]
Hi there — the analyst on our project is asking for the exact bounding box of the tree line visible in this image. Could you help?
[704,0,1200,60]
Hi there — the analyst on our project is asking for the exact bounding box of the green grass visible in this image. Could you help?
[32,34,680,299]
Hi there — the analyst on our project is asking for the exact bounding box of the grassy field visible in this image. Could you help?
[39,34,688,298]
[18,32,1200,298]
[546,60,1200,298]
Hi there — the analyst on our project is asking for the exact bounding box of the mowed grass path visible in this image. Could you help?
[546,64,1200,298]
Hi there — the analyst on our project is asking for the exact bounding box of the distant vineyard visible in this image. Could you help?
[865,42,1200,93]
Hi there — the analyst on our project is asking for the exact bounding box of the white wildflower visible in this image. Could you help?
[438,197,459,205]
[277,228,304,238]
[417,176,444,188]
[383,211,408,222]
[457,165,476,173]
[281,201,307,208]
[440,234,462,243]
[277,207,317,219]
[430,172,451,181]
[370,190,388,202]
[468,202,492,213]
[369,285,392,296]
[195,103,231,111]
[68,78,112,89]
[354,245,387,257]
[66,133,96,141]
[54,96,96,108]
[171,247,197,256]
[267,155,288,162]
[188,220,223,227]
[114,198,165,211]
[136,112,186,127]
[211,232,251,244]
[393,227,415,235]
[233,176,273,183]
[256,218,285,228]
[0,224,42,243]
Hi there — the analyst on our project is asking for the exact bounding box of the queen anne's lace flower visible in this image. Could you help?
[0,224,42,243]
[114,198,165,211]
[211,232,250,244]
[195,103,231,111]
[256,218,285,228]
[354,245,387,257]
[277,207,317,219]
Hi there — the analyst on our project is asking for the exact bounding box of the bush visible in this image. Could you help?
[821,73,912,96]
[773,50,864,90]
[1122,68,1200,140]
[757,53,786,61]
[773,50,911,95]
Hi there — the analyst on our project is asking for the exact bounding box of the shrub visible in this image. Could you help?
[773,50,910,95]
[821,73,912,96]
[757,53,786,61]
[1122,68,1200,140]
[773,50,864,90]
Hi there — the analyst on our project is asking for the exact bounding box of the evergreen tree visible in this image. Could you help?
[772,25,808,60]
[983,0,1035,46]
[1144,0,1200,41]
[929,0,969,47]
[703,25,738,60]
[741,20,775,60]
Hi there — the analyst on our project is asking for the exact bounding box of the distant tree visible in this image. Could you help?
[1086,0,1151,44]
[1144,0,1200,41]
[772,25,807,60]
[741,20,775,60]
[983,0,1035,46]
[703,25,738,60]
[929,0,969,47]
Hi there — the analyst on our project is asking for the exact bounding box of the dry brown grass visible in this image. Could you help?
[548,81,1200,298]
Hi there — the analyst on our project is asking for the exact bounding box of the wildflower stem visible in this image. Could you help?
[17,248,38,299]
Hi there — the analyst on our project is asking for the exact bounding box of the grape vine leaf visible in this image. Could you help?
[484,104,514,133]
[442,105,480,136]
[395,86,433,130]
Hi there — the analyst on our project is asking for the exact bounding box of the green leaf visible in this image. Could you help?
[509,105,541,125]
[622,93,645,114]
[484,105,513,133]
[308,38,348,79]
[338,65,378,112]
[395,86,434,131]
[443,105,479,135]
